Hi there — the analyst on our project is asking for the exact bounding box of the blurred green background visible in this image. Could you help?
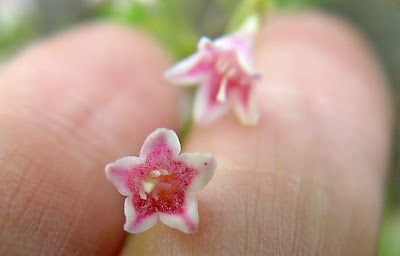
[0,0,399,254]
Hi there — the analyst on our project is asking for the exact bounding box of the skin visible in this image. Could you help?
[0,12,392,256]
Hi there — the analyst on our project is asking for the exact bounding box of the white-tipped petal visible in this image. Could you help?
[124,198,158,234]
[178,153,216,192]
[236,50,255,74]
[198,36,213,49]
[105,156,142,196]
[164,52,205,85]
[159,194,199,233]
[140,128,181,160]
[233,88,259,126]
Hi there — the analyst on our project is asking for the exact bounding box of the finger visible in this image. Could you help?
[0,23,179,255]
[122,12,391,255]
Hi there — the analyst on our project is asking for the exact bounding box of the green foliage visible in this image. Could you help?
[226,0,269,33]
[226,0,332,33]
[273,0,330,7]
[379,211,400,256]
[98,0,199,59]
[97,0,333,58]
[0,19,38,59]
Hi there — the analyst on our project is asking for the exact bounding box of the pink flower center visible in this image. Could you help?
[208,50,255,103]
[139,169,173,201]
[131,160,198,215]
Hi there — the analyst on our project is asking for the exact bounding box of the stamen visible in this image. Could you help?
[142,181,155,193]
[139,189,147,200]
[149,170,161,178]
[217,76,228,103]
[159,170,169,175]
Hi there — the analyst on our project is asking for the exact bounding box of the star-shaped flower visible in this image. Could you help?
[165,17,262,125]
[105,128,216,234]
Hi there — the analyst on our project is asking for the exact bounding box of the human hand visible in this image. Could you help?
[0,12,391,255]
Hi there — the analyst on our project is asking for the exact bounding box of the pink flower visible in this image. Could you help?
[165,18,261,125]
[105,128,216,234]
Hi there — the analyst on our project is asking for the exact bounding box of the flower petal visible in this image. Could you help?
[193,76,230,124]
[178,153,216,192]
[197,37,213,50]
[214,34,251,58]
[164,51,209,85]
[105,156,142,196]
[123,197,158,234]
[232,83,259,126]
[159,194,199,233]
[214,34,255,75]
[140,128,181,161]
[214,15,259,75]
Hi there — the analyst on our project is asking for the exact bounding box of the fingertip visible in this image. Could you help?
[0,22,179,254]
[254,11,391,178]
[122,12,392,255]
